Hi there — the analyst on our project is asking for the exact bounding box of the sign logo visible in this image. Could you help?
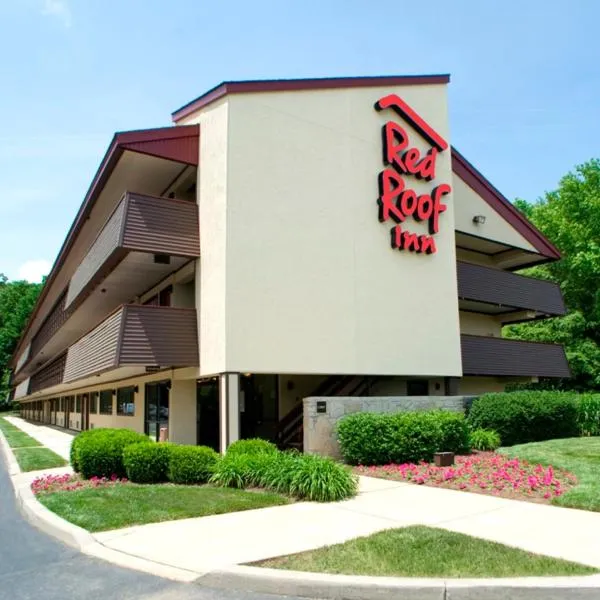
[375,94,451,255]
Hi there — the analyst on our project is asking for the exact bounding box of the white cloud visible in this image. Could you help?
[18,260,52,283]
[41,0,72,28]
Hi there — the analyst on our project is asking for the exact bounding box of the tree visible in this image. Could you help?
[0,276,43,406]
[507,159,600,389]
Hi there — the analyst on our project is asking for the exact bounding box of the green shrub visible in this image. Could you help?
[210,450,357,502]
[123,442,171,483]
[577,394,600,437]
[78,429,149,479]
[469,429,501,451]
[226,438,279,456]
[467,392,579,446]
[168,445,220,484]
[287,454,358,502]
[336,410,470,466]
[70,428,110,472]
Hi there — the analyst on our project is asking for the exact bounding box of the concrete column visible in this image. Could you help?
[169,380,197,445]
[219,373,240,454]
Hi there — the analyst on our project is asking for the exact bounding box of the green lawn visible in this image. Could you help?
[0,418,42,448]
[500,437,600,512]
[256,526,597,578]
[38,484,290,532]
[13,447,67,472]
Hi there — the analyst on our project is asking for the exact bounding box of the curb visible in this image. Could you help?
[0,426,198,582]
[198,566,600,600]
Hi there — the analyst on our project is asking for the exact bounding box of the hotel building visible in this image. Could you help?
[11,75,570,452]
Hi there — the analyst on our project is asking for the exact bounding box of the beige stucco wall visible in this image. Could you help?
[169,379,197,444]
[459,311,502,337]
[453,176,536,252]
[219,84,461,377]
[189,99,229,376]
[458,376,506,395]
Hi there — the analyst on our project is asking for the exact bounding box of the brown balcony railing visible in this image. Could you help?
[461,334,570,378]
[457,261,566,317]
[65,192,200,309]
[63,305,198,383]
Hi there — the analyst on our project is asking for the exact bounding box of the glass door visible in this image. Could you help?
[145,382,170,441]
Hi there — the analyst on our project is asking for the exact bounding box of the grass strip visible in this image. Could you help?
[255,526,597,578]
[0,417,42,448]
[38,484,289,532]
[13,447,67,472]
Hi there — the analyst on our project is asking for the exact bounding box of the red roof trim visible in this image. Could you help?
[451,147,561,260]
[172,74,450,122]
[11,125,199,366]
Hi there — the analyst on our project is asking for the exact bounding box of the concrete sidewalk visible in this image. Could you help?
[96,475,600,574]
[5,416,73,461]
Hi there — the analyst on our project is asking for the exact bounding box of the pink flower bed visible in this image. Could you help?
[356,452,577,503]
[31,473,128,495]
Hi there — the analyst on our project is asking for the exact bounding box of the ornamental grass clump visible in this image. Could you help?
[470,429,501,452]
[577,394,600,437]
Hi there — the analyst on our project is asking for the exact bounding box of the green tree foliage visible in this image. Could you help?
[0,275,43,405]
[507,159,600,389]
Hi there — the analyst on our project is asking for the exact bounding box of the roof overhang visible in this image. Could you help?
[452,147,560,267]
[11,125,199,367]
[172,74,450,122]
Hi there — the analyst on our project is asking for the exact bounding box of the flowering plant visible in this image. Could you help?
[31,473,127,495]
[356,452,577,503]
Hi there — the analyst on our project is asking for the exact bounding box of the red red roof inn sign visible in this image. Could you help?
[375,94,451,255]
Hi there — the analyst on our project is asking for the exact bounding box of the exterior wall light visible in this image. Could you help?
[472,215,486,225]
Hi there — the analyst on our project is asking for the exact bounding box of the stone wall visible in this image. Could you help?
[303,396,468,458]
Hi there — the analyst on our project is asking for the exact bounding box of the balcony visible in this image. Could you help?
[66,192,200,309]
[63,305,198,384]
[15,192,199,381]
[461,335,571,378]
[457,261,566,322]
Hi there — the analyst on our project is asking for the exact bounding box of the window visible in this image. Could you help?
[99,390,113,415]
[117,387,135,416]
[90,392,98,414]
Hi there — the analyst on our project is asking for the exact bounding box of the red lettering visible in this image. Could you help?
[415,193,433,222]
[429,184,451,234]
[399,189,418,217]
[419,235,437,254]
[382,121,409,172]
[391,225,402,249]
[378,169,406,223]
[402,147,421,174]
[402,231,420,251]
[417,148,437,181]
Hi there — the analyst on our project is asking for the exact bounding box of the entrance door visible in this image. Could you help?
[197,379,220,452]
[145,382,170,442]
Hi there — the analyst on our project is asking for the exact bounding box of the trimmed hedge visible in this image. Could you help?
[467,392,579,446]
[124,442,171,483]
[70,428,110,472]
[226,438,278,456]
[168,445,219,484]
[210,450,357,502]
[78,429,149,479]
[336,410,470,466]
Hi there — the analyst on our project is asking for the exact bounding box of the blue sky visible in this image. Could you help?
[0,0,598,281]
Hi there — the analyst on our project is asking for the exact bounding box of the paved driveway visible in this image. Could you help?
[0,451,297,600]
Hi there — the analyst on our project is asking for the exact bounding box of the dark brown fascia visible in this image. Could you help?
[171,74,451,122]
[451,147,561,261]
[11,125,200,367]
